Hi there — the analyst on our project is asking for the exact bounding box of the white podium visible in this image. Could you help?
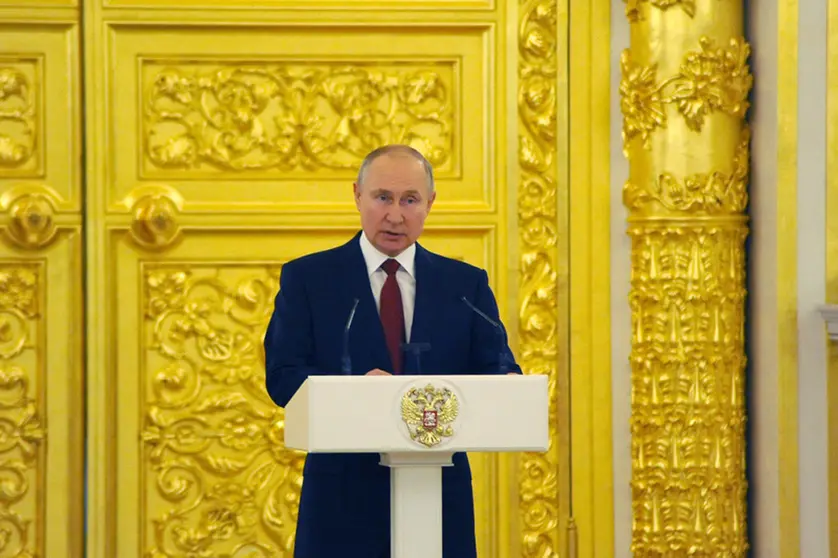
[283,374,549,558]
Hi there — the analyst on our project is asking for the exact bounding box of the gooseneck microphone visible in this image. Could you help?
[341,298,360,374]
[461,296,511,375]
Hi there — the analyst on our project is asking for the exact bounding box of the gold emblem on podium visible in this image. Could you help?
[400,384,459,448]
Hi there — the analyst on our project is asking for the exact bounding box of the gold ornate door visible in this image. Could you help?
[0,5,86,558]
[0,0,569,556]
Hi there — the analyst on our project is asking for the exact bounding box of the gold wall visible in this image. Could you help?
[0,0,590,556]
[0,2,85,556]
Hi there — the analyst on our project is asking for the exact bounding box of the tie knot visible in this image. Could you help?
[382,259,400,276]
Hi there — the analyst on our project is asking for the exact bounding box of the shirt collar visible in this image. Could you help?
[359,231,416,279]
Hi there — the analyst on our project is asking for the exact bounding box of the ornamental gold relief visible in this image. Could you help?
[140,264,303,557]
[142,61,454,178]
[624,0,696,21]
[623,127,750,215]
[518,0,562,556]
[0,60,41,176]
[620,37,752,153]
[628,223,748,555]
[0,263,47,558]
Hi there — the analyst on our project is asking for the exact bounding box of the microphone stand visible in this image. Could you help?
[461,296,510,375]
[341,298,360,374]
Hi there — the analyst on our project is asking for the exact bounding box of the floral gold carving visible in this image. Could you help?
[141,265,304,557]
[621,4,751,555]
[518,0,561,555]
[0,61,40,174]
[624,0,696,22]
[0,264,47,558]
[624,127,750,214]
[143,62,455,177]
[620,37,752,152]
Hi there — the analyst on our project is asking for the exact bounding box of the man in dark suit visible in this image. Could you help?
[264,144,521,558]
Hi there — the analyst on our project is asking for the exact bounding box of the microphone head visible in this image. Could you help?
[342,298,361,374]
[345,298,360,331]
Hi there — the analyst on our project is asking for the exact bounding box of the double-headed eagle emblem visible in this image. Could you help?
[400,384,459,447]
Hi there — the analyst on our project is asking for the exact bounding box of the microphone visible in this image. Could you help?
[341,298,360,374]
[461,296,511,375]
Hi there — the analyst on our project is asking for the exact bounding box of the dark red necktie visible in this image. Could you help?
[380,259,404,374]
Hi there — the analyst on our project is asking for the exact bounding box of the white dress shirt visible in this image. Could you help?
[359,232,416,341]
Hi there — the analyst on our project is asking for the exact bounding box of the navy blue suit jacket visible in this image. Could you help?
[264,232,521,558]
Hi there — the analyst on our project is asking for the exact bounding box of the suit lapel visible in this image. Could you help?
[340,233,392,373]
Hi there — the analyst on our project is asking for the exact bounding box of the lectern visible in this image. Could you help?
[283,374,549,558]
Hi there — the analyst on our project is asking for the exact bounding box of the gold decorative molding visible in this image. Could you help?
[627,222,748,555]
[0,187,59,250]
[0,263,47,558]
[126,185,184,251]
[624,127,750,214]
[624,0,696,21]
[140,264,304,556]
[621,4,751,555]
[620,37,752,153]
[142,61,455,177]
[518,0,561,555]
[0,60,41,175]
[105,0,491,8]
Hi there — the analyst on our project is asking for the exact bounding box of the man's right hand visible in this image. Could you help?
[365,368,392,376]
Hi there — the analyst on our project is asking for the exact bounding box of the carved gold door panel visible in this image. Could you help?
[84,3,520,557]
[2,0,569,556]
[0,6,85,558]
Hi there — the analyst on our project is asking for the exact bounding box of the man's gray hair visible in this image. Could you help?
[356,144,435,193]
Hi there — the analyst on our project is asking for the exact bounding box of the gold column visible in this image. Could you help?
[620,2,751,555]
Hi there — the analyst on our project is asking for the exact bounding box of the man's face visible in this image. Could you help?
[353,153,436,256]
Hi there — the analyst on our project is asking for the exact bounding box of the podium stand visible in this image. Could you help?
[284,374,549,558]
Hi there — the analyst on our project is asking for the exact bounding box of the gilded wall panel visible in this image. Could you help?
[0,56,42,178]
[0,6,84,558]
[90,4,531,557]
[0,24,81,210]
[109,24,494,212]
[102,0,491,10]
[140,262,301,557]
[0,0,76,6]
[0,262,46,558]
[0,234,83,558]
[111,228,497,557]
[141,60,456,179]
